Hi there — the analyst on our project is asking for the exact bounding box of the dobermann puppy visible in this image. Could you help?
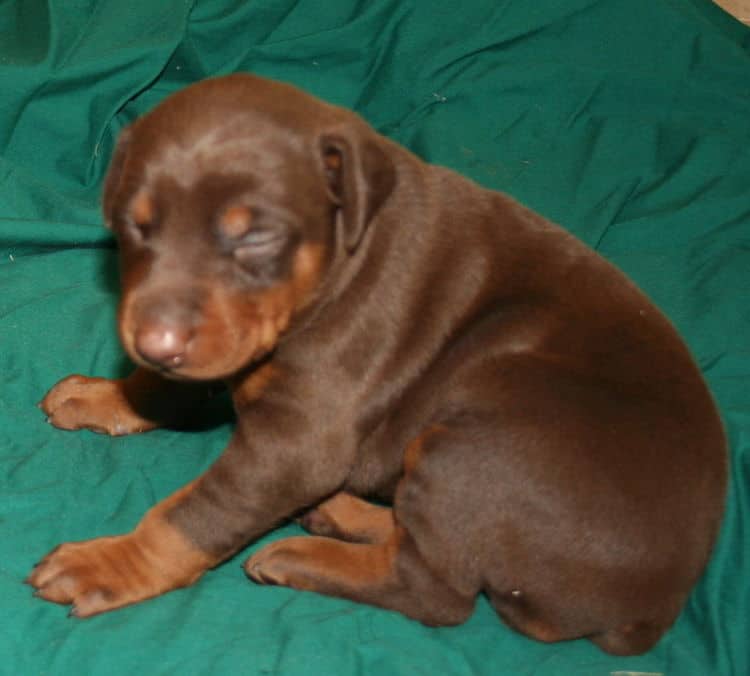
[28,73,726,655]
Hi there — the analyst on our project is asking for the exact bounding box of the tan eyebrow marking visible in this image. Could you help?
[131,190,155,225]
[220,205,253,239]
[323,149,341,171]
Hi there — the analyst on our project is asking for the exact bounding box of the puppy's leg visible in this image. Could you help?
[41,367,215,435]
[298,493,394,544]
[245,526,474,626]
[26,481,216,617]
[246,427,476,626]
[29,367,355,616]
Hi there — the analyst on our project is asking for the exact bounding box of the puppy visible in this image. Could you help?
[30,73,726,656]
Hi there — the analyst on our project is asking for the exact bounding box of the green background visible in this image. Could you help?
[1,1,748,673]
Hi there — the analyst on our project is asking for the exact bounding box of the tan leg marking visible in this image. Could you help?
[298,492,395,544]
[245,530,399,594]
[27,482,217,617]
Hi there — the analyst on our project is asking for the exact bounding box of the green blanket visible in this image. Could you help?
[2,1,748,673]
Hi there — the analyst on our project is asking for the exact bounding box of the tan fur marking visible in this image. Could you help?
[323,149,342,171]
[246,528,402,593]
[230,361,279,408]
[403,424,448,476]
[130,190,154,226]
[300,492,395,544]
[220,205,253,239]
[26,480,217,617]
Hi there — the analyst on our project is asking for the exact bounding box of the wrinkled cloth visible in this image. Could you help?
[1,1,748,673]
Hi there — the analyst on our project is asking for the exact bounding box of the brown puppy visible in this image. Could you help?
[29,74,726,655]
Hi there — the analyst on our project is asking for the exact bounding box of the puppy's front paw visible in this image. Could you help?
[40,375,156,436]
[26,536,167,617]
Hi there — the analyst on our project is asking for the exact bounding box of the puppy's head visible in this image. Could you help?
[103,74,395,380]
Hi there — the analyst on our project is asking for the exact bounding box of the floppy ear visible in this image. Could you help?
[102,126,133,229]
[319,128,395,252]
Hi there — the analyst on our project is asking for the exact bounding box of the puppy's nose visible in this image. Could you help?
[134,322,192,368]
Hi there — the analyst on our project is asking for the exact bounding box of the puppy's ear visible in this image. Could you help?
[102,126,133,229]
[319,129,395,252]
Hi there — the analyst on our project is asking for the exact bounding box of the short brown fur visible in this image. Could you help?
[32,73,726,655]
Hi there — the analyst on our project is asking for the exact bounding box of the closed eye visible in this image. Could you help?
[233,229,288,263]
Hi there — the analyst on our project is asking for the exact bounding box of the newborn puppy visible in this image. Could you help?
[30,73,726,656]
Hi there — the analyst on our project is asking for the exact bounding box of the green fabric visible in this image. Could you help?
[1,0,748,673]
